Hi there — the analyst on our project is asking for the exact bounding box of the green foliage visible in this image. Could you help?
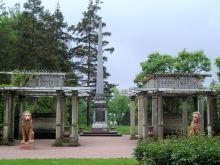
[216,57,220,80]
[35,97,54,113]
[11,71,33,86]
[135,49,211,86]
[115,125,138,135]
[0,95,4,125]
[175,49,211,73]
[107,88,130,125]
[0,0,74,75]
[69,0,115,93]
[134,135,220,165]
[135,52,175,85]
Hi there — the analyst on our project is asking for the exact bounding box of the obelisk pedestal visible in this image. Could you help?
[92,94,108,132]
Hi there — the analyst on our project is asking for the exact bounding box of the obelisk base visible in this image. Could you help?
[92,122,109,133]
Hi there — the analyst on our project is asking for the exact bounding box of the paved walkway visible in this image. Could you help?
[0,135,137,159]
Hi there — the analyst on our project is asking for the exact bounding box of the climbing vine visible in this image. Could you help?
[11,70,33,87]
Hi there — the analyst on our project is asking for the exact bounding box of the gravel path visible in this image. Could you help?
[0,135,137,159]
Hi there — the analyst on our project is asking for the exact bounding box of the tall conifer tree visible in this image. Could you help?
[69,0,115,125]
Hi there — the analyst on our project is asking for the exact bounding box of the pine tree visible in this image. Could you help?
[41,3,74,72]
[15,0,45,69]
[14,0,74,73]
[69,0,115,125]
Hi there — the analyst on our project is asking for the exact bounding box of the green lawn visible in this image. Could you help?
[0,158,138,165]
[79,125,137,135]
[115,125,138,135]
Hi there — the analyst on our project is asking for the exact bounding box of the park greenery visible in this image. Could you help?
[134,135,220,165]
[0,0,220,132]
[135,49,211,87]
[1,0,220,164]
[0,0,114,126]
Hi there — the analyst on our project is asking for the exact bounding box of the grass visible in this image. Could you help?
[0,158,138,165]
[114,125,138,135]
[78,125,137,135]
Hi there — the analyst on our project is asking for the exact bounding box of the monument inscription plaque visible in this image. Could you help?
[96,111,105,122]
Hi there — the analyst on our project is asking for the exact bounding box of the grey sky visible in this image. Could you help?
[6,0,220,89]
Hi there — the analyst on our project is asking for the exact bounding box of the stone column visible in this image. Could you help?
[61,95,66,137]
[138,94,144,139]
[207,95,213,137]
[9,93,15,141]
[70,90,79,146]
[182,97,188,134]
[18,96,25,137]
[2,92,10,144]
[152,95,158,137]
[143,95,148,139]
[213,96,217,134]
[157,95,163,138]
[55,90,63,145]
[129,96,136,140]
[197,95,204,133]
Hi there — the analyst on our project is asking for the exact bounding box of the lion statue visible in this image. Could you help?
[188,111,201,137]
[21,110,34,144]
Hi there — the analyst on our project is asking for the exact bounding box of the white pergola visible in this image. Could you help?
[0,86,92,146]
[126,73,216,139]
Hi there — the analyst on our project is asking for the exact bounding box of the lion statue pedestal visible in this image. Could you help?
[20,111,35,150]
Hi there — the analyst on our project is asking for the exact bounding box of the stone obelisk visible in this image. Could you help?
[92,18,108,132]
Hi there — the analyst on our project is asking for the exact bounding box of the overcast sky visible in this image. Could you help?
[6,0,220,89]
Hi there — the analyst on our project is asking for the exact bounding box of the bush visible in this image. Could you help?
[134,135,220,165]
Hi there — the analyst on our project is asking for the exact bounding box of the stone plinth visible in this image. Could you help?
[20,143,35,150]
[92,95,108,132]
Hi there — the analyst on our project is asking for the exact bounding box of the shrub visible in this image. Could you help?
[134,135,220,165]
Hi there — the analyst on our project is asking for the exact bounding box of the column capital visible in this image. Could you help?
[137,94,144,99]
[137,91,146,96]
[197,95,204,99]
[3,90,11,96]
[152,95,158,99]
[56,90,64,96]
[129,96,135,101]
[71,90,78,96]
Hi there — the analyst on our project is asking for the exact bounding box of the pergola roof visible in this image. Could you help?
[0,71,66,76]
[0,86,93,97]
[124,87,214,97]
[136,72,211,83]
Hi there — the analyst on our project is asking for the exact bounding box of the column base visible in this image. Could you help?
[130,135,137,140]
[53,138,63,146]
[2,138,9,145]
[207,125,212,137]
[68,139,80,146]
